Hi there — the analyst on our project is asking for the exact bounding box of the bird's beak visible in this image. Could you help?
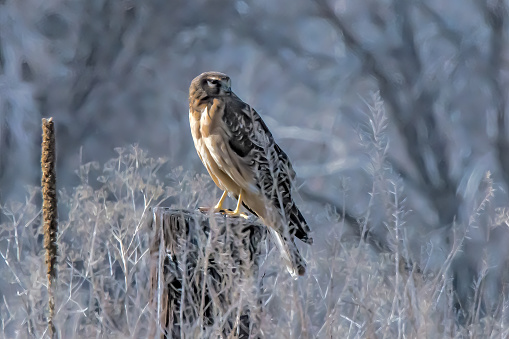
[222,79,232,94]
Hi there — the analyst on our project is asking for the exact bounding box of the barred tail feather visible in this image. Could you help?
[269,228,306,279]
[289,204,313,245]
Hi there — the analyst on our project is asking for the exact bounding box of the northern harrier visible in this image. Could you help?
[189,71,312,277]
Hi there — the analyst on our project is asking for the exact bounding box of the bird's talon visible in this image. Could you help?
[199,207,223,214]
[220,209,249,219]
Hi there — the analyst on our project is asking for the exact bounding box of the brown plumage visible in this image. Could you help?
[189,71,312,278]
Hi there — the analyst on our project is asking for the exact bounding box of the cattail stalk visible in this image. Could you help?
[42,118,58,338]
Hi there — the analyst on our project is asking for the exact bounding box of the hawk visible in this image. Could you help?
[189,71,312,277]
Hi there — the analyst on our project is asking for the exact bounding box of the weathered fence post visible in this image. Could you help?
[147,208,266,338]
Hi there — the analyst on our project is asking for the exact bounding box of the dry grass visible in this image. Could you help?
[1,99,508,337]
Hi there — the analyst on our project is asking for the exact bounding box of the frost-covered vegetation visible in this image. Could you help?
[1,0,509,337]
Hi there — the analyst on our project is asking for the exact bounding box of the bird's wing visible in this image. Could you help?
[216,94,312,244]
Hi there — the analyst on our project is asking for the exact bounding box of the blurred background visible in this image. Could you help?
[1,0,508,323]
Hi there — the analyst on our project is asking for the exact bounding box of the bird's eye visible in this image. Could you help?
[207,80,218,87]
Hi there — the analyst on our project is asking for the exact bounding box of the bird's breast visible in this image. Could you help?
[199,99,223,137]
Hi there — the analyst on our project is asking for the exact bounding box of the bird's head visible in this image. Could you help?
[190,72,232,99]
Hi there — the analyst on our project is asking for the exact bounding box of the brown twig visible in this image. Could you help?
[42,117,58,338]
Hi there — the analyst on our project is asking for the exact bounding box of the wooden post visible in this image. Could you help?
[148,208,266,339]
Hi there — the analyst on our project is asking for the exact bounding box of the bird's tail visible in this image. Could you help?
[269,228,306,279]
[288,203,313,245]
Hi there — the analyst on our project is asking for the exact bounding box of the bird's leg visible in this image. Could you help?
[213,191,228,212]
[224,190,249,219]
[199,191,228,214]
